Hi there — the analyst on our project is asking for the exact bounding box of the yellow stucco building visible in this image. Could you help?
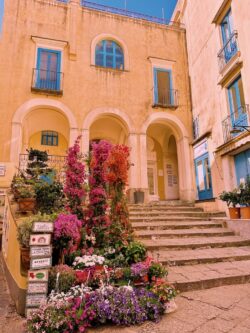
[0,0,195,203]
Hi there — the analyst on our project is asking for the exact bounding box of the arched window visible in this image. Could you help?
[95,40,124,70]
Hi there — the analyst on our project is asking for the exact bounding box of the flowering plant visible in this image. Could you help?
[48,265,76,293]
[54,213,82,250]
[26,300,68,333]
[64,137,86,219]
[131,261,149,278]
[150,278,177,303]
[73,255,105,269]
[48,285,92,304]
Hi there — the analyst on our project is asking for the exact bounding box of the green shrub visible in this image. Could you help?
[124,241,146,264]
[35,181,64,214]
[48,265,76,293]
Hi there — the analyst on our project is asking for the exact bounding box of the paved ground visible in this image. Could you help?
[1,257,250,333]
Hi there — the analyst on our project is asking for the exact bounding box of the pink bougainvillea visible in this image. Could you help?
[86,140,112,247]
[64,136,86,219]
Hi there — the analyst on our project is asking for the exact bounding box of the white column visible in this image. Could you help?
[177,136,196,201]
[69,127,79,146]
[81,128,90,155]
[10,122,22,163]
[139,133,148,189]
[128,133,139,189]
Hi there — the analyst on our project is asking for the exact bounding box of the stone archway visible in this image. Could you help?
[140,112,195,202]
[10,98,78,162]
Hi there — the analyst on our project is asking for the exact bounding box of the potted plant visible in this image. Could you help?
[219,189,240,219]
[239,179,250,219]
[17,218,33,270]
[17,184,36,212]
[134,189,144,204]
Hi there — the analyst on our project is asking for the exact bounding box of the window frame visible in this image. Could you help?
[153,68,174,106]
[95,40,124,70]
[36,47,62,91]
[227,75,247,128]
[41,131,59,147]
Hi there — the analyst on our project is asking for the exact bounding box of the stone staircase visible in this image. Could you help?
[129,201,250,292]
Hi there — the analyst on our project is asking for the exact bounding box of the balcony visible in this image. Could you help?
[153,89,179,109]
[218,31,239,72]
[81,1,182,27]
[222,105,249,143]
[31,69,63,96]
[19,154,66,176]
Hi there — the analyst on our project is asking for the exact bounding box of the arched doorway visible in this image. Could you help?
[89,116,128,145]
[146,123,179,201]
[141,112,195,202]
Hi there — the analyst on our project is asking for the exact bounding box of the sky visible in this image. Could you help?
[0,0,3,32]
[87,0,178,20]
[0,0,178,32]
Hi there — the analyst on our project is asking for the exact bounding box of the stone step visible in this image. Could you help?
[135,228,234,239]
[129,201,195,207]
[132,221,224,230]
[157,246,250,266]
[141,236,250,250]
[129,206,204,212]
[130,216,225,222]
[168,259,250,292]
[129,211,225,218]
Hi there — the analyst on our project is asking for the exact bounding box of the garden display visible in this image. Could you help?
[14,138,177,333]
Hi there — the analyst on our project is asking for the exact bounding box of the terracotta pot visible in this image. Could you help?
[240,207,250,219]
[18,198,36,212]
[228,207,240,219]
[165,299,178,314]
[20,247,30,271]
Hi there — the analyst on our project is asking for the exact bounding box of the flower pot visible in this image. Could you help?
[134,191,144,204]
[20,247,30,271]
[165,299,178,314]
[240,207,250,219]
[228,207,240,219]
[18,198,36,212]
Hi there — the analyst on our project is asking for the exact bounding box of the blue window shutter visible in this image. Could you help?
[153,68,173,105]
[36,48,61,91]
[153,68,158,104]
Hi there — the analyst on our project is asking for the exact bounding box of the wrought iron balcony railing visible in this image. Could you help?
[153,89,179,108]
[19,154,66,176]
[222,104,249,143]
[31,69,63,95]
[218,31,238,72]
[81,1,182,27]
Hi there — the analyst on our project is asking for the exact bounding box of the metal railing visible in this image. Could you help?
[81,1,182,27]
[153,89,179,108]
[218,31,238,71]
[19,154,66,176]
[222,104,249,142]
[31,68,63,95]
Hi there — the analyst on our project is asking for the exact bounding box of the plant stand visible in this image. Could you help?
[134,191,144,204]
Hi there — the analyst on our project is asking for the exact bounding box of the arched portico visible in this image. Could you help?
[81,107,139,188]
[140,112,195,202]
[10,98,78,162]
